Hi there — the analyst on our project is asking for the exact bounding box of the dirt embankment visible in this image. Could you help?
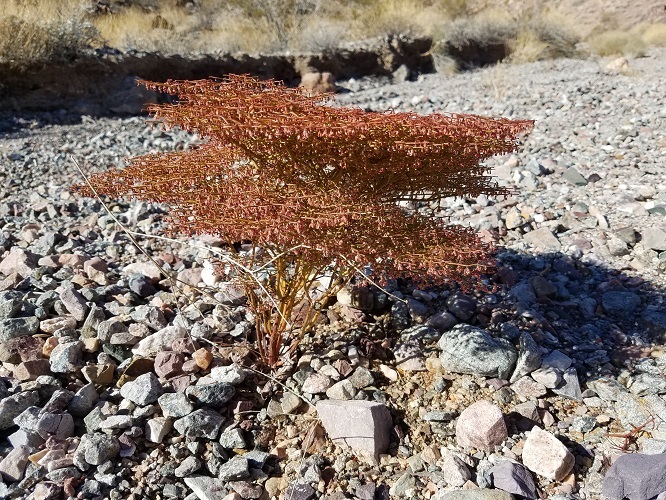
[0,36,433,115]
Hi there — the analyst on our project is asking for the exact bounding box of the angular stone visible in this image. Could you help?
[186,382,235,406]
[0,317,39,341]
[541,350,572,371]
[0,247,39,278]
[13,359,50,381]
[49,339,83,373]
[0,391,39,430]
[0,445,30,482]
[120,372,163,405]
[456,400,507,451]
[209,364,247,385]
[509,332,541,384]
[562,167,588,186]
[174,408,224,439]
[642,227,666,252]
[132,325,186,357]
[439,449,471,487]
[68,384,99,418]
[154,351,184,379]
[130,304,167,331]
[349,366,374,389]
[184,475,231,500]
[489,460,537,498]
[59,282,88,322]
[158,392,193,418]
[530,366,562,388]
[602,290,641,316]
[523,227,561,252]
[602,453,666,500]
[302,373,332,394]
[522,426,574,481]
[145,417,172,443]
[219,427,247,449]
[75,433,120,466]
[316,400,392,463]
[552,367,582,400]
[39,316,77,334]
[439,325,517,380]
[218,456,250,481]
[326,379,356,400]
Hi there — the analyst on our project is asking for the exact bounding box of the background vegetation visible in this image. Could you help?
[0,0,665,69]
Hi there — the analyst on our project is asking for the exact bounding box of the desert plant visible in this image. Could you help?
[587,29,646,57]
[642,23,666,47]
[74,75,532,367]
[0,1,99,68]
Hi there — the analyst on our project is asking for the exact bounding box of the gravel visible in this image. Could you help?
[0,48,665,499]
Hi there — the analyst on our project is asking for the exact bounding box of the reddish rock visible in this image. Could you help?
[181,359,200,374]
[84,257,109,284]
[58,254,86,267]
[172,337,198,354]
[13,359,51,381]
[40,316,77,334]
[154,351,184,379]
[0,335,45,362]
[177,267,203,287]
[37,256,60,268]
[192,348,213,370]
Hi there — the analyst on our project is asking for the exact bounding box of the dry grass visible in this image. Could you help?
[642,23,666,46]
[2,0,664,67]
[587,29,647,57]
[0,0,98,67]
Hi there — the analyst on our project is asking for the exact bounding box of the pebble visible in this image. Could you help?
[174,408,225,439]
[119,372,163,405]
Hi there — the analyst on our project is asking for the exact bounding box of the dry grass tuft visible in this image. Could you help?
[642,23,666,46]
[0,0,98,67]
[587,29,647,57]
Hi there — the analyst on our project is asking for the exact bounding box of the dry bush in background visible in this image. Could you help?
[587,29,647,57]
[642,23,666,46]
[0,0,98,67]
[74,75,533,367]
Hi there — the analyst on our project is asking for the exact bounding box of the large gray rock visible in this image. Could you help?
[316,400,392,463]
[74,433,120,466]
[174,408,224,439]
[120,372,163,405]
[439,325,517,380]
[0,391,39,430]
[131,325,186,357]
[186,382,235,406]
[602,452,666,500]
[0,317,39,341]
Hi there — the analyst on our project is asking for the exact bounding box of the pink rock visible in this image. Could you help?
[300,72,336,95]
[522,426,574,481]
[172,337,198,354]
[0,247,39,278]
[40,316,77,334]
[13,359,51,381]
[84,257,109,284]
[177,268,203,287]
[123,262,163,280]
[456,400,508,451]
[154,351,184,379]
[58,254,86,267]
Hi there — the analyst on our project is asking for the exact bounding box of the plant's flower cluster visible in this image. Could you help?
[75,74,533,288]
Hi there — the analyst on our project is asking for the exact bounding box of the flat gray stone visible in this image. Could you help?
[217,456,250,481]
[0,445,30,482]
[75,433,120,466]
[602,452,666,500]
[131,325,186,357]
[439,325,517,380]
[552,367,582,400]
[184,475,229,500]
[642,227,666,252]
[523,227,561,252]
[186,382,235,406]
[158,392,194,418]
[489,460,537,498]
[174,408,224,439]
[317,400,392,463]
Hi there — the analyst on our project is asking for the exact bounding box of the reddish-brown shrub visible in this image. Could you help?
[74,74,532,367]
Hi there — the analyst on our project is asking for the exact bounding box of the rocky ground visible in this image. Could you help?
[0,48,665,500]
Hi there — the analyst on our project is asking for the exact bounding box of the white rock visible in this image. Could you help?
[145,417,172,443]
[522,426,574,480]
